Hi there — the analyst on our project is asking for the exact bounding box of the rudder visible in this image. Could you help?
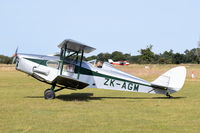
[151,66,186,92]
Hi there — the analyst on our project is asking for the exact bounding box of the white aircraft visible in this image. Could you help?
[108,59,130,65]
[14,39,187,99]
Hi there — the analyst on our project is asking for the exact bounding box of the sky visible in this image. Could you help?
[0,0,200,57]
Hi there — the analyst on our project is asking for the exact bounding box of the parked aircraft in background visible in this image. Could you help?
[108,59,130,65]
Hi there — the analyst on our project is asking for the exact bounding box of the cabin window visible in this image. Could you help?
[47,61,59,69]
[88,60,96,66]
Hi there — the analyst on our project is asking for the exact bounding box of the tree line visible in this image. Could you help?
[0,45,200,64]
[0,55,13,64]
[86,45,200,64]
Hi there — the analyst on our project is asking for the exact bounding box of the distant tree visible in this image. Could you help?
[86,51,130,62]
[159,50,174,64]
[138,44,155,64]
[86,55,97,61]
[97,53,111,61]
[0,55,12,64]
[111,51,125,61]
[197,48,200,64]
[128,55,140,64]
[184,48,200,64]
[154,54,161,64]
[172,53,185,64]
[124,53,131,60]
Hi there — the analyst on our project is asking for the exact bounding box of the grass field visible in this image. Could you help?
[0,64,200,133]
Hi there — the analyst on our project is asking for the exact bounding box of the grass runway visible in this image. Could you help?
[0,64,200,133]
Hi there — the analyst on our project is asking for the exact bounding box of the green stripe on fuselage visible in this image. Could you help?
[25,58,48,66]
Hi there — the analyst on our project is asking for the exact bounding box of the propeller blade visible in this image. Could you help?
[12,47,18,64]
[12,56,16,64]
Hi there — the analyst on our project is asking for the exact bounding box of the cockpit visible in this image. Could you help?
[88,59,104,68]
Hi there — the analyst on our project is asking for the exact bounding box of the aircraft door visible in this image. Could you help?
[44,60,60,80]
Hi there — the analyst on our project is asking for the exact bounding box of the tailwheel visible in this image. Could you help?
[166,92,173,99]
[44,89,55,99]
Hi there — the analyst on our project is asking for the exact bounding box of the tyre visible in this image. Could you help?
[44,89,55,99]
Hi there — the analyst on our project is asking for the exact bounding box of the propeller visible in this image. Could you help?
[12,47,18,64]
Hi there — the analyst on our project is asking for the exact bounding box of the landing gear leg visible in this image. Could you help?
[166,92,173,99]
[44,85,65,100]
[44,85,55,99]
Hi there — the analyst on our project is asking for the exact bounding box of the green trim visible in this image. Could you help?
[60,47,66,75]
[25,58,48,66]
[60,60,64,75]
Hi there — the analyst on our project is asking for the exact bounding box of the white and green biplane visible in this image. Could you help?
[14,39,187,99]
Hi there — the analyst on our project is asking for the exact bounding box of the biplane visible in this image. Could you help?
[14,39,187,99]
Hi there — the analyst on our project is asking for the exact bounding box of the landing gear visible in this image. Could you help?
[44,89,55,99]
[166,92,173,98]
[44,85,65,100]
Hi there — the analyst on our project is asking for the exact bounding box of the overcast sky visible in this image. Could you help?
[1,0,200,57]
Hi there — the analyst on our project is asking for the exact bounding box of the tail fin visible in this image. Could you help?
[151,66,186,92]
[108,59,114,63]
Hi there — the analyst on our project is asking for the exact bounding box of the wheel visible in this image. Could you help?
[166,92,173,99]
[44,89,51,95]
[44,89,55,99]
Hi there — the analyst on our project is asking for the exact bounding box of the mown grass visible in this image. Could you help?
[0,64,200,133]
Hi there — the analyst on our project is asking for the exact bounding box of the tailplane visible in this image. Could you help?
[108,59,114,63]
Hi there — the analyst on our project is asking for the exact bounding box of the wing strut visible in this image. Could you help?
[77,49,84,79]
[59,43,68,75]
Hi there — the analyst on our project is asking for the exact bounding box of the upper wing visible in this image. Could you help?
[52,75,89,89]
[58,39,96,53]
